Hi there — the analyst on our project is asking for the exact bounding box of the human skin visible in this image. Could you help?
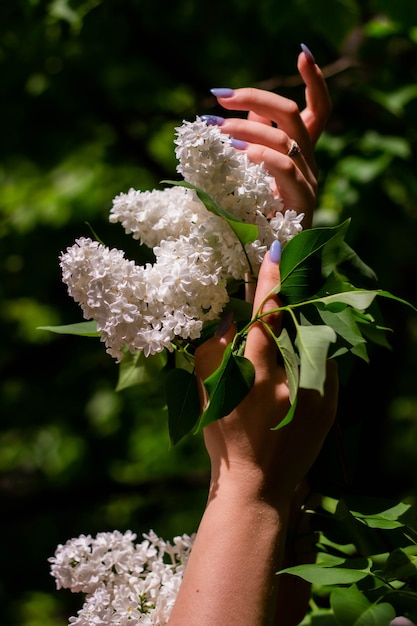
[208,50,332,228]
[166,48,336,626]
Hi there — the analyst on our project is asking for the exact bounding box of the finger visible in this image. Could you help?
[245,243,282,370]
[214,88,313,164]
[297,50,332,146]
[247,110,272,126]
[220,118,316,185]
[241,143,316,227]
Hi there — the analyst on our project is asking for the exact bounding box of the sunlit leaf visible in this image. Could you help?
[317,306,368,361]
[116,350,168,391]
[295,324,337,394]
[278,557,372,585]
[344,495,417,530]
[37,321,100,336]
[330,587,395,626]
[274,327,299,403]
[315,290,380,310]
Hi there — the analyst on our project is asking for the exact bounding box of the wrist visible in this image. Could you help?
[208,461,294,514]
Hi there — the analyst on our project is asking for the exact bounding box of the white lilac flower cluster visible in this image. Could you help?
[49,529,195,625]
[60,117,304,361]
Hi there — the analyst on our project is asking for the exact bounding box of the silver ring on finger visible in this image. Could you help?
[287,140,301,158]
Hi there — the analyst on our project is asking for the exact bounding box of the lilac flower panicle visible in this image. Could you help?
[49,530,195,625]
[60,118,305,359]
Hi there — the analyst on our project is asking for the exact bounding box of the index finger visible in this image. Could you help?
[213,88,313,162]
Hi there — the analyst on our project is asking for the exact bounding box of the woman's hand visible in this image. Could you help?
[206,47,331,227]
[168,250,338,626]
[195,244,339,505]
[167,49,334,626]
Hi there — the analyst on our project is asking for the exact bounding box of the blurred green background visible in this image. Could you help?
[1,0,417,623]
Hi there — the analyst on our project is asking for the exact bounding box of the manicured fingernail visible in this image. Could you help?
[269,240,282,263]
[214,310,234,337]
[301,43,316,65]
[230,138,248,150]
[200,114,225,126]
[210,88,234,98]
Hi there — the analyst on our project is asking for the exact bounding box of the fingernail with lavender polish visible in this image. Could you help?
[230,138,248,150]
[300,43,316,65]
[269,240,282,263]
[200,115,225,126]
[214,310,234,337]
[210,88,234,98]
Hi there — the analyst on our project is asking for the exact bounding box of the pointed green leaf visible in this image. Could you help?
[196,344,255,431]
[278,557,371,585]
[274,327,299,404]
[271,395,298,431]
[344,495,417,530]
[330,587,372,626]
[280,220,351,303]
[116,349,168,391]
[317,306,368,361]
[280,220,350,283]
[330,587,395,626]
[166,368,201,446]
[37,321,100,336]
[315,290,380,310]
[295,324,337,394]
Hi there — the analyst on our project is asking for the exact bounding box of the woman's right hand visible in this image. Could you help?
[208,46,331,228]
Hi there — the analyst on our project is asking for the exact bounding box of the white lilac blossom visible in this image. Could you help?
[49,529,195,626]
[60,118,304,359]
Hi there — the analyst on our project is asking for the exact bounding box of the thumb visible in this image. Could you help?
[245,240,282,365]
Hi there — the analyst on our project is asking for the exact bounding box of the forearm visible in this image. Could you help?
[167,476,290,626]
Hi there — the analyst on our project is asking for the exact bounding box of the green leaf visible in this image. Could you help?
[115,349,168,391]
[317,306,368,362]
[329,241,378,283]
[37,321,100,336]
[166,368,200,445]
[382,545,417,581]
[345,495,417,530]
[271,395,298,431]
[274,327,299,404]
[330,587,395,626]
[314,290,380,310]
[278,556,372,586]
[330,587,372,626]
[280,220,351,303]
[162,180,258,246]
[196,344,255,431]
[295,324,337,394]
